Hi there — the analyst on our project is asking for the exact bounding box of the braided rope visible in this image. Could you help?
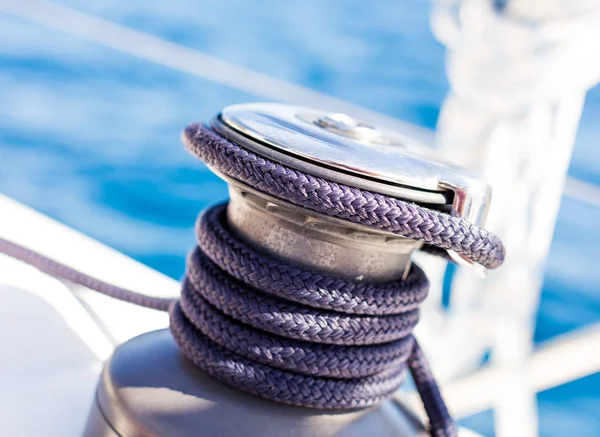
[196,205,430,315]
[0,121,509,437]
[184,249,419,346]
[0,213,455,434]
[170,204,428,410]
[169,301,408,410]
[183,124,505,270]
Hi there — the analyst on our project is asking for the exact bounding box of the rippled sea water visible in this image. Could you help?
[0,1,598,435]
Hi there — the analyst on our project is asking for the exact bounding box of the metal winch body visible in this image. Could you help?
[83,103,492,437]
[213,104,491,274]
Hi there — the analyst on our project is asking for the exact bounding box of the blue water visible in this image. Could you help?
[0,1,598,435]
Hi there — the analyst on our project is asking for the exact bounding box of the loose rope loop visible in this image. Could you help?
[0,123,507,437]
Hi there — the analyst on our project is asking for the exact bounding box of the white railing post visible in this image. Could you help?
[431,1,600,436]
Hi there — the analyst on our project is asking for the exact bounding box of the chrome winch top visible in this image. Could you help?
[211,103,491,228]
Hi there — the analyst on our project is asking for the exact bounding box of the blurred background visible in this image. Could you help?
[0,1,598,436]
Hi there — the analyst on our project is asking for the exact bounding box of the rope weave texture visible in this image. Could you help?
[183,124,505,270]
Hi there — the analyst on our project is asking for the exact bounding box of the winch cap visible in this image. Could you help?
[212,103,491,228]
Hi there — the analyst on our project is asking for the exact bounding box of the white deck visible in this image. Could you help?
[0,195,177,436]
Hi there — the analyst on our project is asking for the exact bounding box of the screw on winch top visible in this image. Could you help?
[211,103,491,229]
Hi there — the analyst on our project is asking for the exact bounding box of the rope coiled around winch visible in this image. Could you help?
[184,125,505,270]
[172,204,421,377]
[0,124,506,437]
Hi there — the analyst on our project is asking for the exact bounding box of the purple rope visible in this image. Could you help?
[0,211,455,433]
[0,237,172,311]
[0,123,509,437]
[169,205,450,423]
[183,124,505,270]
